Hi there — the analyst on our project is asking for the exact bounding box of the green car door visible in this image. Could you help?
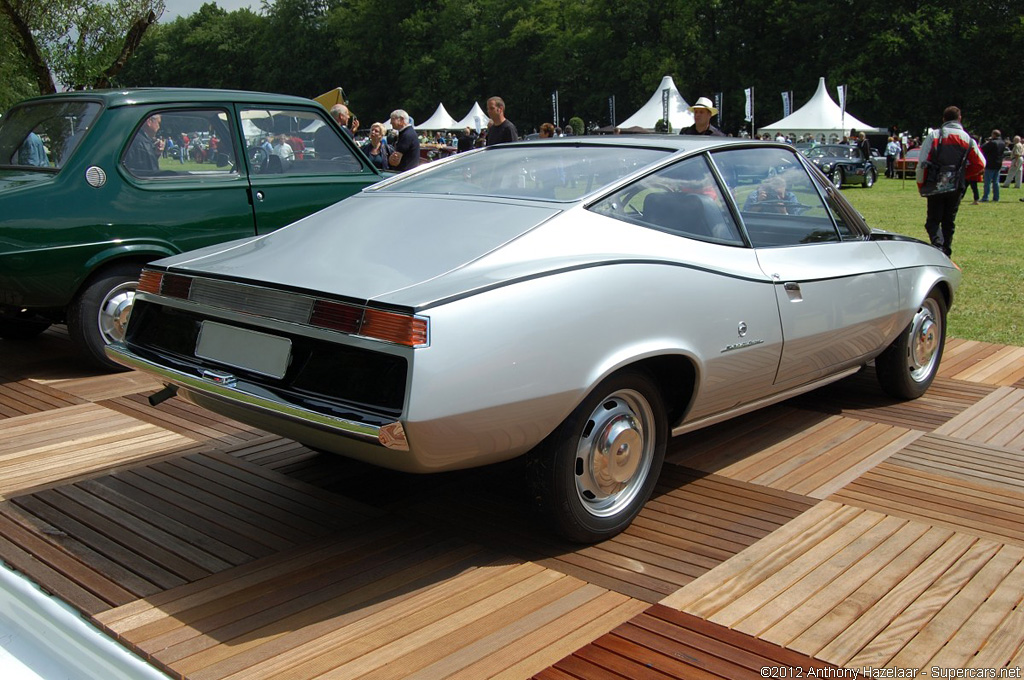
[238,105,380,234]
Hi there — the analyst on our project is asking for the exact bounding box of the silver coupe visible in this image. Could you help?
[107,137,959,542]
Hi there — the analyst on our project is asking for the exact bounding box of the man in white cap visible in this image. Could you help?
[680,96,725,136]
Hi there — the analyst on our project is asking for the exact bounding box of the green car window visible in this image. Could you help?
[239,107,363,176]
[0,100,101,170]
[122,109,238,180]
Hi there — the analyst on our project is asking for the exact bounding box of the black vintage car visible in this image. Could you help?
[801,144,877,188]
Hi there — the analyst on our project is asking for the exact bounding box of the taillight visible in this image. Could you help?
[310,299,361,334]
[362,308,429,346]
[311,300,428,347]
[137,269,162,294]
[162,274,193,299]
[136,270,192,300]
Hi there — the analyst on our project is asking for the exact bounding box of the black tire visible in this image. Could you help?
[832,166,844,186]
[864,167,876,188]
[67,262,143,371]
[527,369,667,543]
[0,316,51,340]
[876,290,947,400]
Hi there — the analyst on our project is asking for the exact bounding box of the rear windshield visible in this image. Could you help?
[373,144,671,201]
[0,100,101,170]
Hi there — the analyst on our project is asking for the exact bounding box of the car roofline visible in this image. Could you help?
[10,88,321,109]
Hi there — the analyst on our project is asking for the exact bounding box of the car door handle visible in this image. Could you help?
[784,282,803,302]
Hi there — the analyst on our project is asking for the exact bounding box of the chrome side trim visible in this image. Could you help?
[104,343,402,449]
[672,365,862,436]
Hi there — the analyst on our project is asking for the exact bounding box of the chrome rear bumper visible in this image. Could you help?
[105,343,407,451]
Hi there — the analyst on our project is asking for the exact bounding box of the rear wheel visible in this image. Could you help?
[864,167,876,188]
[876,290,947,399]
[528,369,667,543]
[67,262,142,371]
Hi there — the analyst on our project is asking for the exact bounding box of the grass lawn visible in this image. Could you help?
[841,177,1023,346]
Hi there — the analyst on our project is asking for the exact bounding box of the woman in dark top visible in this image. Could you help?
[361,122,390,170]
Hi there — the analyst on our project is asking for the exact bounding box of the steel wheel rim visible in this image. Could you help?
[97,282,136,345]
[908,298,941,382]
[574,388,655,518]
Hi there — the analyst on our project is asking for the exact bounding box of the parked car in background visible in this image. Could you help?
[0,88,382,369]
[108,137,960,542]
[894,148,921,179]
[869,148,887,176]
[801,144,877,187]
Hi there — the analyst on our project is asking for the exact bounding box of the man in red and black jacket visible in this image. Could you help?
[916,106,986,257]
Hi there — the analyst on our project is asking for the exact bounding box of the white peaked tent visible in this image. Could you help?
[417,103,460,131]
[759,77,883,137]
[619,75,694,131]
[455,102,489,132]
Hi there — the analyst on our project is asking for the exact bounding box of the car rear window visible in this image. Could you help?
[373,144,671,201]
[0,100,101,170]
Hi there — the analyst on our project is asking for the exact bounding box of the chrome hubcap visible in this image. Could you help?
[908,299,941,382]
[575,389,654,518]
[98,283,136,344]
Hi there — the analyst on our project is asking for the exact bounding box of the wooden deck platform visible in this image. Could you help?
[1,332,1023,679]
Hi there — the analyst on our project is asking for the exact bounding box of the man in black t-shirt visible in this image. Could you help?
[388,109,420,172]
[485,97,518,146]
[980,129,1005,202]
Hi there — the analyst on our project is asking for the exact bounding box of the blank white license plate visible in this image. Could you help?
[195,321,291,379]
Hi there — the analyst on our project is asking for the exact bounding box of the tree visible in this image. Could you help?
[120,4,265,91]
[0,0,163,93]
[0,12,37,109]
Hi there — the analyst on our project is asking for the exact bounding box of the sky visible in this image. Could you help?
[162,0,257,21]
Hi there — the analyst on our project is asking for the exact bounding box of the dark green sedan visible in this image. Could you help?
[0,88,382,369]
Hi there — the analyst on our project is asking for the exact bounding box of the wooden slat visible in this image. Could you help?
[0,403,199,499]
[933,386,1024,449]
[889,433,1024,493]
[0,379,86,418]
[2,451,379,620]
[788,368,994,431]
[939,338,1006,380]
[537,605,841,680]
[829,460,1024,548]
[96,521,647,680]
[101,392,266,448]
[661,500,1024,673]
[37,370,164,402]
[945,344,1024,386]
[0,508,128,613]
[402,463,814,604]
[670,409,920,499]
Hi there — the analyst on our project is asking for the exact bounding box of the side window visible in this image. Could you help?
[813,173,865,239]
[590,155,744,245]
[239,107,363,175]
[711,147,840,247]
[0,100,100,170]
[122,109,238,179]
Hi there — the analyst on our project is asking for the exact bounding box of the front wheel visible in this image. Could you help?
[67,262,142,371]
[876,290,947,399]
[832,166,845,186]
[527,369,667,543]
